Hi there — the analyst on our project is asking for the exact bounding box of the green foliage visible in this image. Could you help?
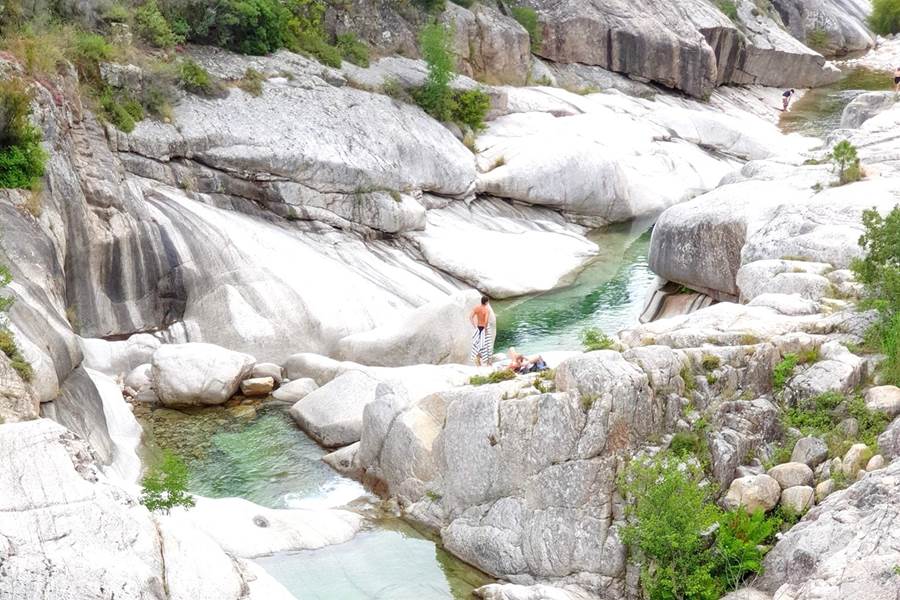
[869,0,900,35]
[847,394,889,447]
[831,140,861,185]
[99,87,144,132]
[452,88,490,131]
[582,327,615,351]
[414,22,455,121]
[714,509,780,591]
[806,27,828,50]
[0,79,46,189]
[0,269,32,382]
[468,369,517,385]
[211,0,289,55]
[140,450,196,513]
[0,266,12,314]
[717,0,739,20]
[765,437,796,468]
[511,6,541,53]
[291,29,342,67]
[852,205,900,385]
[414,0,446,12]
[449,0,473,6]
[71,32,115,83]
[336,32,369,67]
[831,468,850,490]
[668,431,702,457]
[178,59,220,96]
[773,353,799,391]
[103,2,131,23]
[136,0,184,48]
[783,391,844,434]
[238,68,265,96]
[681,365,696,394]
[701,355,720,371]
[581,393,598,411]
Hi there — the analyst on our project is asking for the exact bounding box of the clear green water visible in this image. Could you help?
[494,221,655,355]
[143,405,491,599]
[779,68,893,138]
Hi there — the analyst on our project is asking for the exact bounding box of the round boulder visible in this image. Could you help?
[779,485,814,514]
[722,474,781,513]
[151,343,256,407]
[864,385,900,418]
[790,437,828,468]
[842,443,872,477]
[767,462,814,489]
[240,377,275,397]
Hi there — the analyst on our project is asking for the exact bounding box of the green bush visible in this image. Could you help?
[0,79,46,190]
[414,0,446,12]
[773,353,799,391]
[99,86,145,132]
[237,67,265,96]
[852,205,900,385]
[701,354,720,371]
[450,0,473,6]
[582,327,615,351]
[291,29,342,67]
[136,0,184,49]
[469,369,517,385]
[0,268,32,382]
[668,431,702,457]
[832,140,861,185]
[848,394,889,447]
[178,59,222,96]
[511,6,541,53]
[869,0,900,35]
[212,0,288,55]
[451,88,490,131]
[140,450,196,513]
[783,390,844,434]
[103,2,131,23]
[717,0,739,21]
[621,455,779,599]
[336,32,369,67]
[0,266,12,314]
[71,32,115,83]
[806,27,829,51]
[413,22,455,122]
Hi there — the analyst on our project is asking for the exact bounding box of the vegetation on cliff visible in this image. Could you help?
[0,78,46,190]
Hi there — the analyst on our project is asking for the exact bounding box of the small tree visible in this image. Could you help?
[0,266,13,315]
[831,140,860,185]
[415,22,455,122]
[869,0,900,35]
[511,6,542,53]
[140,450,196,514]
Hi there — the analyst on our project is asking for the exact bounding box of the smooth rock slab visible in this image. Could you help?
[722,474,782,513]
[151,343,256,407]
[289,370,381,447]
[768,462,814,489]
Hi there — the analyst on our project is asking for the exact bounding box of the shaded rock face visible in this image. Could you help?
[771,0,874,57]
[757,460,900,600]
[522,0,838,98]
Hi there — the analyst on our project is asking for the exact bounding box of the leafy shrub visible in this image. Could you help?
[869,0,900,35]
[852,205,900,385]
[582,327,614,351]
[71,32,115,83]
[178,59,222,96]
[832,140,861,185]
[0,79,46,190]
[212,0,288,55]
[0,268,32,382]
[773,353,799,391]
[136,0,184,48]
[847,394,889,447]
[413,22,455,122]
[806,27,828,51]
[452,88,490,130]
[291,29,342,67]
[336,32,369,67]
[717,0,739,21]
[783,390,844,434]
[511,6,541,53]
[103,2,131,23]
[414,0,446,12]
[99,87,145,132]
[681,365,696,393]
[701,354,720,371]
[468,369,517,385]
[238,67,265,96]
[140,450,195,513]
[621,455,780,599]
[668,431,702,457]
[450,0,473,6]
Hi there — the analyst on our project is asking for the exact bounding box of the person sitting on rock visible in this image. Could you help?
[469,294,494,366]
[782,89,796,111]
[507,347,548,374]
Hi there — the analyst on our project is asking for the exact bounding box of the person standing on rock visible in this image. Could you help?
[894,67,900,93]
[469,295,495,366]
[782,89,796,111]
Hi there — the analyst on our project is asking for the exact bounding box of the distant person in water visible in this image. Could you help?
[894,67,900,93]
[782,88,796,111]
[469,295,494,366]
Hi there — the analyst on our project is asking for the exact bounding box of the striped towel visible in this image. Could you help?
[470,326,494,365]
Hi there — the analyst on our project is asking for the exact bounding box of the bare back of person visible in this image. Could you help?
[472,304,490,328]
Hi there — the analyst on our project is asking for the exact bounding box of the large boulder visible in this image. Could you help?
[790,436,828,468]
[337,290,494,367]
[768,462,815,489]
[80,333,161,377]
[783,341,865,406]
[757,460,900,599]
[722,474,782,513]
[864,385,900,418]
[840,91,896,129]
[771,0,874,57]
[151,343,256,407]
[780,485,815,513]
[442,3,532,85]
[289,370,382,447]
[271,377,318,403]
